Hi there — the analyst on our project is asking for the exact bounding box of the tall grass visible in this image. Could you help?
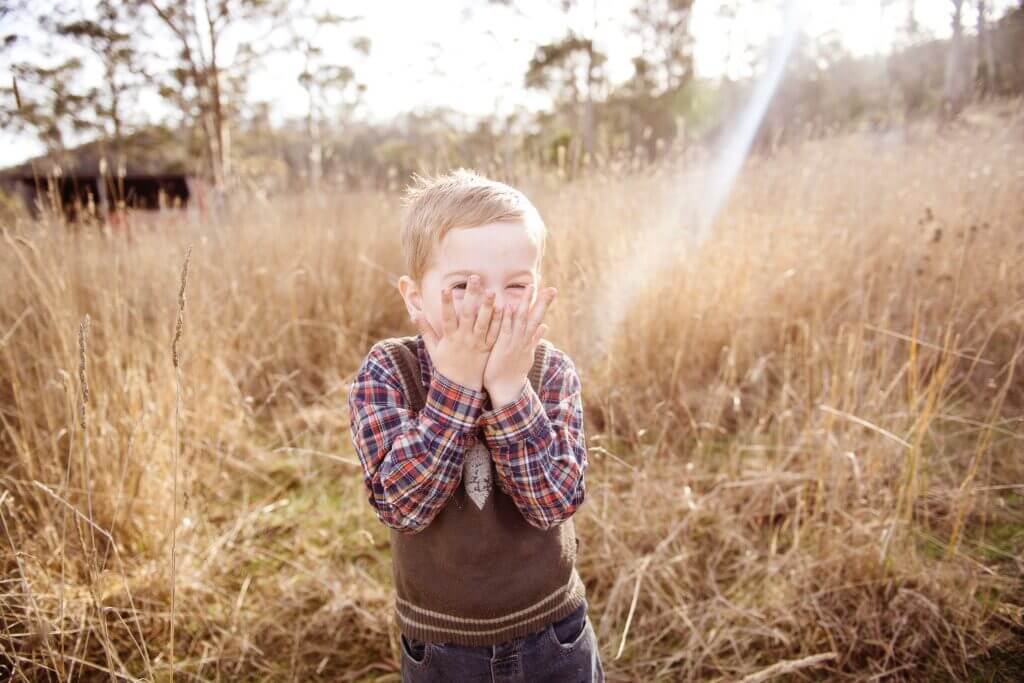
[1,101,1022,681]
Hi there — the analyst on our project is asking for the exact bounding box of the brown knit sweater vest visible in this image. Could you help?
[379,335,586,647]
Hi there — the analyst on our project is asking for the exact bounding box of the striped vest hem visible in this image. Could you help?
[394,566,587,647]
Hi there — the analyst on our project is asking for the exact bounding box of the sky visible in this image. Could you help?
[1,0,1016,167]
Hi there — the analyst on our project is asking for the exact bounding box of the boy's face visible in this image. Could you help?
[399,220,541,338]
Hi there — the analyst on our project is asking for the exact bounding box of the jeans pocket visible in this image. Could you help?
[548,602,589,650]
[400,632,431,667]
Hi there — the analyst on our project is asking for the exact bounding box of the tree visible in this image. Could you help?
[943,0,968,119]
[54,0,146,154]
[1,59,89,154]
[0,1,91,156]
[289,12,369,188]
[137,0,293,190]
[905,0,920,41]
[630,0,695,96]
[976,0,996,96]
[525,32,607,167]
[619,0,696,161]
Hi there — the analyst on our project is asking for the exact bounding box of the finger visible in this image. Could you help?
[502,301,514,337]
[531,323,548,346]
[514,284,534,335]
[412,312,439,353]
[461,275,483,327]
[440,287,457,336]
[525,287,557,339]
[421,312,441,345]
[473,289,495,340]
[485,303,503,347]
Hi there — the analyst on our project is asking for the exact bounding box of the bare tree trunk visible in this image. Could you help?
[187,4,222,186]
[976,0,996,96]
[300,62,323,188]
[583,43,594,160]
[308,98,322,189]
[568,80,582,179]
[104,58,124,162]
[943,0,967,120]
[582,0,596,160]
[204,0,226,189]
[144,0,219,183]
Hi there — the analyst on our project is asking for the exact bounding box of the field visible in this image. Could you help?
[1,102,1023,681]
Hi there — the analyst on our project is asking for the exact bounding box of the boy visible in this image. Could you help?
[347,169,604,682]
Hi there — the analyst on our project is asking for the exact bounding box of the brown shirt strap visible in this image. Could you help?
[379,338,427,413]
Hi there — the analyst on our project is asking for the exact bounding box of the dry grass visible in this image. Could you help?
[1,101,1023,681]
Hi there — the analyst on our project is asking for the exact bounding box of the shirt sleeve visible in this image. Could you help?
[478,349,587,530]
[347,342,486,533]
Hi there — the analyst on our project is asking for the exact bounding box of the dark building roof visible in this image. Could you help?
[0,129,192,180]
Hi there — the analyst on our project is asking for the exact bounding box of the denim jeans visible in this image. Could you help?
[399,600,605,682]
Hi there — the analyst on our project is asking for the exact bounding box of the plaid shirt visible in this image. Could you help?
[347,334,587,534]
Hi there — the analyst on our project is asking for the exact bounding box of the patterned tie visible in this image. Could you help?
[463,440,492,510]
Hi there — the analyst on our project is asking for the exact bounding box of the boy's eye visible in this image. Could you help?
[451,283,528,290]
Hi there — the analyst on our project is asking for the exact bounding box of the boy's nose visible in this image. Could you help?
[494,291,527,313]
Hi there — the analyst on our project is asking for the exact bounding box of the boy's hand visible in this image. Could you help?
[412,275,503,391]
[483,284,557,408]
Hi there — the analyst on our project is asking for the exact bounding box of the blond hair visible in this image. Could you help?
[400,168,547,283]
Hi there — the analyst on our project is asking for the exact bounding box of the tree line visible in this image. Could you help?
[2,0,1022,195]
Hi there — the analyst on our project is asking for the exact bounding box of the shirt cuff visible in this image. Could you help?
[421,371,486,431]
[479,381,546,446]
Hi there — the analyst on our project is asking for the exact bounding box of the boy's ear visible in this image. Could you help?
[397,275,422,320]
